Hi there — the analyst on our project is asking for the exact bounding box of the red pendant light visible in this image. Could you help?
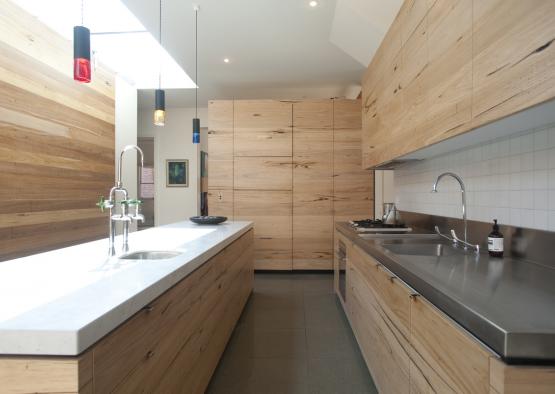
[73,0,91,83]
[73,26,91,83]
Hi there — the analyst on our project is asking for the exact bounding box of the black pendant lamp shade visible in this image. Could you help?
[73,25,91,83]
[154,89,166,126]
[192,118,200,143]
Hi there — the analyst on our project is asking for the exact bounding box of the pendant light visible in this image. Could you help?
[154,0,166,127]
[73,0,91,83]
[192,5,200,144]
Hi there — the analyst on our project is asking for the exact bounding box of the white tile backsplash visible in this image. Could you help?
[394,124,555,231]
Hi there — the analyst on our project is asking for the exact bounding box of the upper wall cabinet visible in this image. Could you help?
[362,0,555,168]
[472,0,555,128]
[234,100,293,157]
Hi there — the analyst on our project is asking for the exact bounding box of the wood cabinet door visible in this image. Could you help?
[207,189,233,218]
[208,100,234,189]
[472,0,555,128]
[410,296,491,393]
[234,100,292,157]
[234,190,292,270]
[234,156,292,191]
[348,260,410,394]
[293,100,333,269]
[333,99,374,222]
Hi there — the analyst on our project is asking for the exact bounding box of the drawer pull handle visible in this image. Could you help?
[409,293,420,299]
[143,305,154,312]
[146,350,155,359]
[388,275,397,282]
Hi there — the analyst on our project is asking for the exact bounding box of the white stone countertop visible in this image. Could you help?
[0,220,253,356]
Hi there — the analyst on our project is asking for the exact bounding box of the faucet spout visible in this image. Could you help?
[432,172,468,248]
[117,145,144,188]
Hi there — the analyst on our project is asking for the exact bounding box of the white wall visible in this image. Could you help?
[115,76,138,232]
[394,123,555,231]
[138,107,208,226]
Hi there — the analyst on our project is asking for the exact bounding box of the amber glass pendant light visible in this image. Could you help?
[73,0,91,83]
[192,5,200,144]
[154,0,166,126]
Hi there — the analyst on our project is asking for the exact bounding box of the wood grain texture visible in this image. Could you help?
[234,100,292,157]
[234,190,292,270]
[209,99,372,270]
[410,296,492,393]
[293,100,333,269]
[472,0,555,129]
[333,99,374,223]
[489,357,555,394]
[234,156,293,191]
[0,1,114,261]
[207,189,234,219]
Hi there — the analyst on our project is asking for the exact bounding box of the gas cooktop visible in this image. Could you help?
[349,219,412,233]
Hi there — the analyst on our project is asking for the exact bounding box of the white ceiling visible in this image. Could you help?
[122,0,401,108]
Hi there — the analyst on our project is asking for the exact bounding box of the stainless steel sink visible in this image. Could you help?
[382,242,464,257]
[120,251,182,260]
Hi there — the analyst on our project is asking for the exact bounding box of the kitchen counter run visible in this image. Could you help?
[337,222,555,362]
[0,221,253,356]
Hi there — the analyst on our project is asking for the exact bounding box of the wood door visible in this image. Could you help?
[292,100,333,270]
[234,190,292,270]
[472,0,555,129]
[410,295,491,393]
[333,99,374,223]
[234,100,292,157]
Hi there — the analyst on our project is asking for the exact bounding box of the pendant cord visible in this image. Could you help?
[195,8,198,118]
[81,0,84,25]
[158,0,162,90]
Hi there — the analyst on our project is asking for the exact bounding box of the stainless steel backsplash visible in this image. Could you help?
[400,211,555,269]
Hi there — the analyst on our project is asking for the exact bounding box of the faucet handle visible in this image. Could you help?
[96,196,114,212]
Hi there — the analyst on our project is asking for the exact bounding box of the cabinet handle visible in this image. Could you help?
[146,350,155,359]
[143,305,154,312]
[378,263,420,297]
[409,293,420,300]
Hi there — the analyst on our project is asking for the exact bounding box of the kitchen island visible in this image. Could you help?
[0,220,253,393]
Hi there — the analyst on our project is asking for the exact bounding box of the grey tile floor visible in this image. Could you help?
[207,273,378,394]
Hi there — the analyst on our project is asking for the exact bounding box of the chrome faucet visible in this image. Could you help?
[98,145,145,256]
[432,172,479,253]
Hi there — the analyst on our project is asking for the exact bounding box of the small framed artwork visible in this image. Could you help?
[166,159,189,187]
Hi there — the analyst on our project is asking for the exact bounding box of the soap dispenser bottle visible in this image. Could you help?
[488,219,504,258]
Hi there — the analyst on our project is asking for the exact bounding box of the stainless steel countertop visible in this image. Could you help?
[336,222,555,363]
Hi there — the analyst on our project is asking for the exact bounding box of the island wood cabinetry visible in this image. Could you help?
[362,0,555,168]
[208,99,373,271]
[0,229,254,394]
[334,229,555,393]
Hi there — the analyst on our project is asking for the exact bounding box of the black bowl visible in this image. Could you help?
[189,216,227,225]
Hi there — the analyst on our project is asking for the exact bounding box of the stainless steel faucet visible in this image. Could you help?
[98,145,145,256]
[432,172,479,253]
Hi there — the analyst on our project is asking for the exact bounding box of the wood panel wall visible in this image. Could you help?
[0,0,115,261]
[208,99,374,271]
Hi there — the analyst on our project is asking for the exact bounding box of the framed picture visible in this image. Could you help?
[166,159,189,187]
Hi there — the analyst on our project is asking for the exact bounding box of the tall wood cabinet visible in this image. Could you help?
[208,99,373,270]
[362,0,555,169]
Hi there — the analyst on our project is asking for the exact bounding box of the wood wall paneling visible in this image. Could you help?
[293,100,333,269]
[0,0,115,261]
[234,157,293,191]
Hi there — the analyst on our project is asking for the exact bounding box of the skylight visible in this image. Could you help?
[13,0,196,89]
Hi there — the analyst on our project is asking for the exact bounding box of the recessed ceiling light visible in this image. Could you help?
[223,58,230,63]
[309,1,318,7]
